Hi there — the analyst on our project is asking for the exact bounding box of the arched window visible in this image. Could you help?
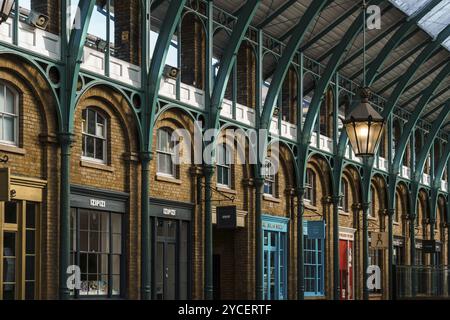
[305,169,316,205]
[157,128,177,177]
[216,143,231,188]
[339,179,349,212]
[0,84,18,145]
[82,108,107,163]
[263,159,276,197]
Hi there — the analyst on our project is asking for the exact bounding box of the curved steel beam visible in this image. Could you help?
[211,0,262,130]
[424,101,449,120]
[377,48,442,95]
[257,0,297,29]
[380,25,450,121]
[392,63,450,174]
[260,0,332,130]
[433,142,450,190]
[144,0,187,152]
[301,0,384,146]
[364,0,441,85]
[65,0,96,132]
[413,102,450,182]
[299,2,361,52]
[338,16,406,72]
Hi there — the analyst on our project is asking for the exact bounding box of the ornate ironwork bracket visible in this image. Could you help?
[0,155,8,163]
[200,182,236,203]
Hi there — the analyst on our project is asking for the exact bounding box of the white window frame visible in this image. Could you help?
[81,108,108,164]
[263,159,276,197]
[156,128,177,177]
[305,169,316,205]
[216,143,231,188]
[339,179,349,212]
[0,83,19,146]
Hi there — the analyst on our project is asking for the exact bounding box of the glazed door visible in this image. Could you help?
[154,218,189,300]
[2,231,17,300]
[263,230,286,300]
[339,240,353,300]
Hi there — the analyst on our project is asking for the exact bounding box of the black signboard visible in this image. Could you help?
[217,206,237,229]
[422,240,436,253]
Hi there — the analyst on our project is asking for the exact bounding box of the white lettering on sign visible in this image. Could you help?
[163,208,176,217]
[366,265,381,290]
[90,199,106,208]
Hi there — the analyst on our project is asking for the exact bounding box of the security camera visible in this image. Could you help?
[27,10,49,30]
[163,65,180,80]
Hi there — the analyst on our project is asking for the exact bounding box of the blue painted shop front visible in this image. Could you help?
[261,215,289,300]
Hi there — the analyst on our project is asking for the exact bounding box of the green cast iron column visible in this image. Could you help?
[297,188,305,300]
[388,208,395,299]
[409,214,416,296]
[59,133,74,300]
[204,164,215,300]
[332,196,341,300]
[141,152,152,300]
[255,176,264,300]
[362,202,370,300]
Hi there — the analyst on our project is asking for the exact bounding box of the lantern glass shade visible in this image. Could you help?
[344,90,385,158]
[0,0,14,24]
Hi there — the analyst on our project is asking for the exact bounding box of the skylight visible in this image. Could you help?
[390,0,450,51]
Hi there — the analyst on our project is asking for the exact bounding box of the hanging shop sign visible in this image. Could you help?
[0,167,10,201]
[216,206,237,229]
[422,240,437,253]
[370,232,389,249]
[303,220,326,240]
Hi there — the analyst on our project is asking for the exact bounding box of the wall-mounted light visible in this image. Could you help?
[0,0,15,25]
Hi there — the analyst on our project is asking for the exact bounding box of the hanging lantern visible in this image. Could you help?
[0,0,14,24]
[344,88,385,158]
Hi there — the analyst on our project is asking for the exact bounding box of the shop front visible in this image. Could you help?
[150,198,192,300]
[0,172,46,300]
[261,215,289,300]
[69,185,128,299]
[339,227,355,300]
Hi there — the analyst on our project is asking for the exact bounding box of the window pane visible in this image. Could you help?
[25,282,35,300]
[112,275,120,295]
[112,234,121,254]
[3,116,15,142]
[26,203,36,228]
[3,258,16,282]
[112,254,120,275]
[26,230,35,254]
[85,136,95,158]
[4,202,17,224]
[87,109,96,135]
[0,85,4,112]
[3,284,15,300]
[95,138,104,161]
[25,256,35,281]
[5,88,15,114]
[111,214,122,234]
[82,109,87,133]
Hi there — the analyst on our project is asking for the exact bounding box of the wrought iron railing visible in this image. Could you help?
[393,265,450,299]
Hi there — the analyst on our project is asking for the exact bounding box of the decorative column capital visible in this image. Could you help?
[203,164,215,178]
[190,165,204,177]
[352,203,362,211]
[140,151,153,162]
[58,132,75,146]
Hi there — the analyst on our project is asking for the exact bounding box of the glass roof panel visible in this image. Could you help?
[418,0,450,38]
[443,36,450,50]
[390,0,432,15]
